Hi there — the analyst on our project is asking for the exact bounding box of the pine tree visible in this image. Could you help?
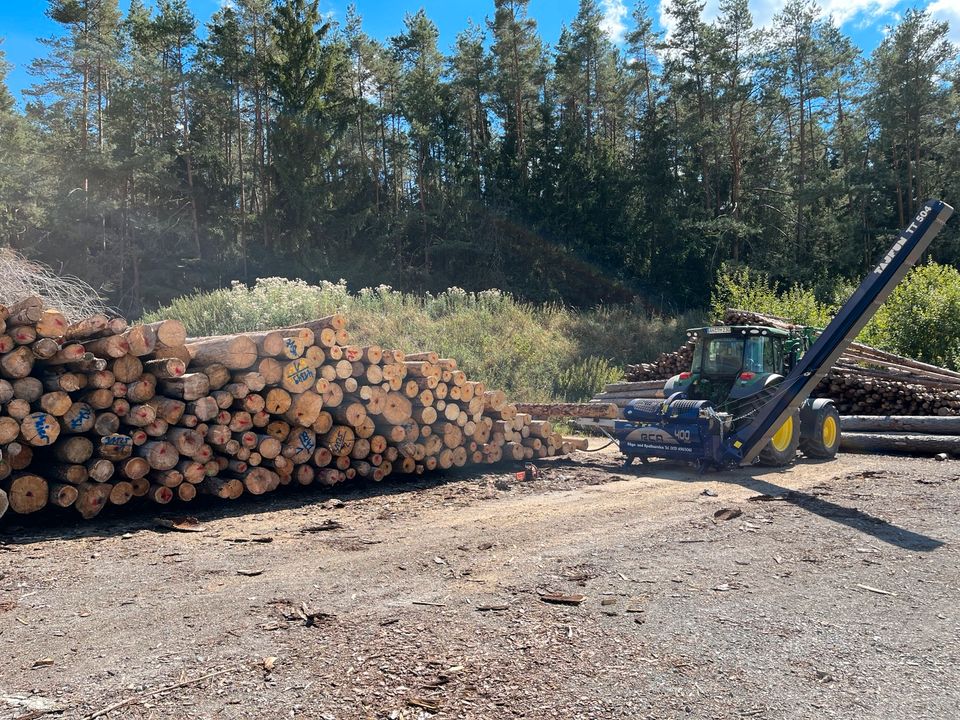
[391,9,447,273]
[199,5,252,276]
[662,0,718,215]
[869,9,953,228]
[0,43,40,244]
[488,0,544,200]
[449,21,493,200]
[268,0,339,250]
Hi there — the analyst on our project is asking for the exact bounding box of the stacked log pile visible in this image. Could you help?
[623,307,960,417]
[625,343,695,382]
[0,299,575,521]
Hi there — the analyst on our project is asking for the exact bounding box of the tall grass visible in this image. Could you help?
[145,278,705,400]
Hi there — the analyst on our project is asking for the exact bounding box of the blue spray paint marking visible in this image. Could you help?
[103,435,132,447]
[287,360,313,386]
[33,415,50,440]
[295,430,315,455]
[69,406,92,430]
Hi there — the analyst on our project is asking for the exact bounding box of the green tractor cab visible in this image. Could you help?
[663,325,840,465]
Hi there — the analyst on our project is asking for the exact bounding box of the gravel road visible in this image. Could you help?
[1,445,957,720]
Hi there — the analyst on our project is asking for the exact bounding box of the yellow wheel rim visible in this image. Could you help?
[771,416,794,452]
[822,415,837,448]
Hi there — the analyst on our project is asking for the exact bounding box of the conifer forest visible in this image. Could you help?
[0,0,958,315]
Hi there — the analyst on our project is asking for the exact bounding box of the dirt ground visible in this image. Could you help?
[1,443,958,720]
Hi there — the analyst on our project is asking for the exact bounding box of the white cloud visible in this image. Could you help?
[600,0,630,42]
[927,0,960,44]
[819,0,900,26]
[657,0,906,39]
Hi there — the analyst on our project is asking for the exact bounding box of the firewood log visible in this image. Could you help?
[98,434,133,461]
[198,363,230,391]
[185,335,257,370]
[63,314,110,341]
[282,391,323,428]
[135,441,179,471]
[120,325,156,356]
[20,412,60,446]
[281,358,315,394]
[144,358,186,380]
[109,481,134,505]
[87,458,115,483]
[84,334,130,359]
[0,346,34,379]
[160,373,210,401]
[143,320,187,348]
[514,402,619,420]
[118,457,151,481]
[241,467,280,495]
[265,388,292,415]
[149,484,174,504]
[47,482,79,508]
[75,481,111,519]
[2,473,47,514]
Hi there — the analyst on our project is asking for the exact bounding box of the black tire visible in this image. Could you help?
[757,408,801,467]
[800,403,841,459]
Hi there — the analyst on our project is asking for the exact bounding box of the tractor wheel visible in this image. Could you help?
[757,408,801,467]
[800,403,841,459]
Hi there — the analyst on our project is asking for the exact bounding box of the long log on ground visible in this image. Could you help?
[599,380,667,393]
[834,362,960,391]
[592,394,663,408]
[840,432,960,455]
[290,314,347,332]
[725,307,960,383]
[840,416,960,434]
[513,402,619,420]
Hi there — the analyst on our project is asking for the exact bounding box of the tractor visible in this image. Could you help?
[658,325,840,466]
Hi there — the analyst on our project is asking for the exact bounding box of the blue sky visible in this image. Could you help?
[1,0,956,100]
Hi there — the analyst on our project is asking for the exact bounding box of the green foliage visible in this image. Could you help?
[713,261,960,370]
[146,278,703,400]
[710,264,836,327]
[861,263,960,368]
[551,356,622,402]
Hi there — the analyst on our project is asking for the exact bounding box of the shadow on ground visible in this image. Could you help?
[1,451,946,553]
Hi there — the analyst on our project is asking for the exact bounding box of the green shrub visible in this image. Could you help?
[860,263,960,368]
[712,261,960,370]
[552,356,623,402]
[145,279,702,401]
[710,264,836,327]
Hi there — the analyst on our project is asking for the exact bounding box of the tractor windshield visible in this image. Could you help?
[702,337,744,375]
[699,334,776,376]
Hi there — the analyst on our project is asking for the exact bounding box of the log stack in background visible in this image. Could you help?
[625,343,695,382]
[0,299,577,522]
